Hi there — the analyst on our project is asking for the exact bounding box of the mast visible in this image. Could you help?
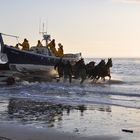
[39,20,51,47]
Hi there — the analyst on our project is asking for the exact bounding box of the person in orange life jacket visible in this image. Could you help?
[19,38,30,51]
[37,40,43,47]
[57,43,64,57]
[47,39,58,56]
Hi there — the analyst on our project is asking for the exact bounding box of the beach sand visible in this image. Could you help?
[0,123,120,140]
[0,104,139,140]
[0,70,140,140]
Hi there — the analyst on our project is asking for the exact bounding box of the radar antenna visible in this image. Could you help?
[39,19,51,46]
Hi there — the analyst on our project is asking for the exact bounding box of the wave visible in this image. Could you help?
[89,79,125,85]
[0,78,140,110]
[0,79,139,94]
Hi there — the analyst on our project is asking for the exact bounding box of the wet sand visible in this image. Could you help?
[0,101,140,140]
[0,123,121,140]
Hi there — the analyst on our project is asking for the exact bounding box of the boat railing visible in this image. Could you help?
[0,33,4,53]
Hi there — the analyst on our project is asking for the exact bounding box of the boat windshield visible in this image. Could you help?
[2,35,18,47]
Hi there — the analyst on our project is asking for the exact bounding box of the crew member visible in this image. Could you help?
[57,43,64,57]
[19,38,30,51]
[47,39,58,56]
[37,40,43,47]
[15,44,19,49]
[63,60,72,83]
[54,58,64,81]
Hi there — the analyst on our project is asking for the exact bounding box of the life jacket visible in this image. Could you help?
[21,41,30,50]
[50,46,58,56]
[58,47,64,57]
[48,41,58,56]
[37,42,43,47]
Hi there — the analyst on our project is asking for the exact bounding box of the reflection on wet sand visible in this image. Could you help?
[7,98,111,127]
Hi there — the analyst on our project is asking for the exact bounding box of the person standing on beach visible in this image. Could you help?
[63,60,72,83]
[54,58,64,81]
[76,58,87,84]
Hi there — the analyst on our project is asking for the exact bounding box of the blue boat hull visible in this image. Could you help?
[3,45,60,66]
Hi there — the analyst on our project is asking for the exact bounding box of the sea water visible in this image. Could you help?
[0,58,140,139]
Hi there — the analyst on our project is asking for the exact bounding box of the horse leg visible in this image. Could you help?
[93,77,98,83]
[69,74,72,83]
[57,69,63,82]
[95,76,100,82]
[101,77,105,82]
[80,69,86,84]
[63,73,67,83]
[90,76,95,84]
[91,76,98,83]
[80,75,86,84]
[80,78,84,84]
[109,75,111,81]
[57,74,61,82]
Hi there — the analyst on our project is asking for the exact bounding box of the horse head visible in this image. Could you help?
[106,58,112,68]
[98,59,106,67]
[87,61,96,67]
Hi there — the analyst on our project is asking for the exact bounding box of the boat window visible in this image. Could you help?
[2,35,17,47]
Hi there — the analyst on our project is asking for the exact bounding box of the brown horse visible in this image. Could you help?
[86,61,96,78]
[90,58,113,82]
[72,59,87,84]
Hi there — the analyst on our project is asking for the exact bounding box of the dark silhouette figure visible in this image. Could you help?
[90,58,113,82]
[63,60,73,83]
[6,76,15,85]
[86,61,96,78]
[47,39,58,56]
[37,40,43,47]
[54,58,64,81]
[73,58,87,84]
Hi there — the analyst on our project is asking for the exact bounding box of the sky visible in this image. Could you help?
[0,0,140,58]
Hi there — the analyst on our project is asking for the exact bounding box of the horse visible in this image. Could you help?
[63,60,73,83]
[72,59,87,84]
[54,59,73,83]
[99,58,112,81]
[85,61,96,78]
[90,58,113,82]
